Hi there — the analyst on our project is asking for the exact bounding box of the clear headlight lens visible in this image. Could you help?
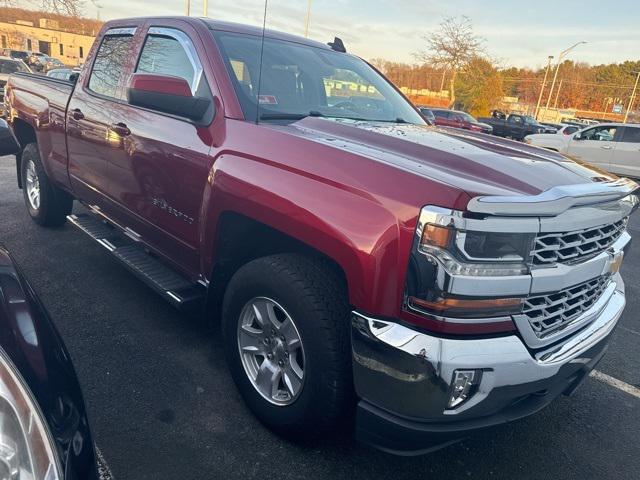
[418,223,534,276]
[0,350,61,480]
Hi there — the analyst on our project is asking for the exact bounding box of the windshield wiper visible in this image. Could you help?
[259,111,412,124]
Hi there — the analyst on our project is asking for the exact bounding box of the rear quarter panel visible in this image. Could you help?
[7,74,73,189]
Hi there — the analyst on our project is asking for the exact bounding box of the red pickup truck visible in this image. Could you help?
[3,17,637,455]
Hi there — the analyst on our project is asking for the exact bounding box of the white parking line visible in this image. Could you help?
[590,370,640,399]
[95,446,115,480]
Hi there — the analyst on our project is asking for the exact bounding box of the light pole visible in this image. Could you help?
[553,79,564,110]
[623,71,640,123]
[304,0,312,37]
[601,97,612,121]
[534,55,554,119]
[541,41,587,120]
[185,0,190,16]
[203,0,208,17]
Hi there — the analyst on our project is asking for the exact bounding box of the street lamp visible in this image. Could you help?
[541,41,587,120]
[304,0,312,37]
[534,55,554,119]
[623,71,640,123]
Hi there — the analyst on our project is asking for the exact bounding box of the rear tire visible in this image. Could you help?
[20,143,73,227]
[222,254,353,439]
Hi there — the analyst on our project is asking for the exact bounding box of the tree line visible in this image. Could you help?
[372,16,639,119]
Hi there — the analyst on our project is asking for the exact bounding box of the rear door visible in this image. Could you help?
[434,110,455,127]
[507,116,525,138]
[565,125,618,171]
[609,126,640,177]
[103,20,215,275]
[67,27,138,205]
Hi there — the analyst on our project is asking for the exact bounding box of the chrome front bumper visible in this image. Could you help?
[351,274,625,453]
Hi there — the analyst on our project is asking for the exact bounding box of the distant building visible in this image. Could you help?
[0,17,95,66]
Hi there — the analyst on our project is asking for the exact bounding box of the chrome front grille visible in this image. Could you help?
[532,218,627,266]
[523,276,611,338]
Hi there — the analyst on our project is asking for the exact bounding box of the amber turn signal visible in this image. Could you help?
[408,295,523,317]
[421,224,454,249]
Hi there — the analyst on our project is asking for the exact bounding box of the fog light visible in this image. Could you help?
[447,369,482,409]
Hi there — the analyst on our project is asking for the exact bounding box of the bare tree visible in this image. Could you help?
[1,0,84,17]
[415,16,484,107]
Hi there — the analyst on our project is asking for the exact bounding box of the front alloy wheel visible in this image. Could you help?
[238,297,305,405]
[222,254,353,439]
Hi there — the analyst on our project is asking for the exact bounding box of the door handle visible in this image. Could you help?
[600,145,613,150]
[110,122,131,137]
[70,108,84,120]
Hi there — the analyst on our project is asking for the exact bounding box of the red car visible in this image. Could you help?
[3,17,636,455]
[431,108,493,134]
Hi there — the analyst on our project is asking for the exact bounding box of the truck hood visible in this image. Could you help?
[276,117,614,198]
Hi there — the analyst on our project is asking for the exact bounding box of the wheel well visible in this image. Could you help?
[12,118,37,189]
[206,212,349,318]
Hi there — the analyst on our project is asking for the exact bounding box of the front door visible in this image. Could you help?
[67,28,137,206]
[609,126,640,177]
[104,22,214,275]
[565,125,618,171]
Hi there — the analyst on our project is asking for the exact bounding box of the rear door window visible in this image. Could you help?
[88,31,134,99]
[620,127,640,143]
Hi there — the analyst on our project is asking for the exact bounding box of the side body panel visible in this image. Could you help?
[6,74,73,190]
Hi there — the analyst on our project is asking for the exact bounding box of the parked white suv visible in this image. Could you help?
[525,123,640,178]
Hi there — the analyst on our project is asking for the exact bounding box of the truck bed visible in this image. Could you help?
[7,72,74,189]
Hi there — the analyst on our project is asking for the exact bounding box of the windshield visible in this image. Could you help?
[459,112,478,123]
[0,59,30,74]
[212,31,424,124]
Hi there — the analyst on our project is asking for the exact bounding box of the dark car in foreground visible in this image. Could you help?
[0,122,97,479]
[4,16,637,456]
[431,108,493,133]
[0,245,98,479]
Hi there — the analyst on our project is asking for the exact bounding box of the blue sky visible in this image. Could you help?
[92,0,639,69]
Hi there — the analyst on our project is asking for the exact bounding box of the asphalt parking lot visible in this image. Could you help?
[1,156,639,479]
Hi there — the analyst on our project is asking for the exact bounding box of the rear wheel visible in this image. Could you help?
[222,254,353,439]
[21,143,73,227]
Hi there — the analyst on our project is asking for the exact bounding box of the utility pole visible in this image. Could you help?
[542,41,587,120]
[304,0,312,37]
[623,71,640,123]
[534,55,554,119]
[185,0,190,16]
[601,97,612,121]
[203,0,208,17]
[553,79,564,110]
[440,69,447,92]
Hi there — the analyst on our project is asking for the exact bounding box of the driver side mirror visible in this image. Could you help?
[127,73,211,121]
[573,133,583,140]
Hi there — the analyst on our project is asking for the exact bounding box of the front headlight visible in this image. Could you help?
[0,349,61,480]
[403,206,537,330]
[417,218,535,277]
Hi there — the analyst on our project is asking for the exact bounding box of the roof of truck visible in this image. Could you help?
[104,16,336,53]
[200,18,333,51]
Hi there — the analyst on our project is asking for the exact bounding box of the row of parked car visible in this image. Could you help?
[416,105,639,179]
[0,48,67,73]
[1,54,79,118]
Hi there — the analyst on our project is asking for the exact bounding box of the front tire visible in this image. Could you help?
[222,254,353,439]
[21,143,73,227]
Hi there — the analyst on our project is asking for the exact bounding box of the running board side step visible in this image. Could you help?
[67,213,206,310]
